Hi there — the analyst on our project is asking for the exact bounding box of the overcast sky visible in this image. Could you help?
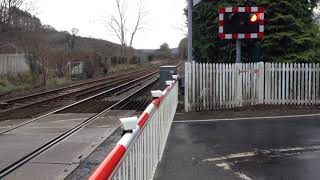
[36,0,187,49]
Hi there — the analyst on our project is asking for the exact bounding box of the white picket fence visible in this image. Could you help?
[185,62,320,112]
[265,63,320,105]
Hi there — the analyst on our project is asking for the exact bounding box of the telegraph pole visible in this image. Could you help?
[188,0,193,62]
[236,39,241,63]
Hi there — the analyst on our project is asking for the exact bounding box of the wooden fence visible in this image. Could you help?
[185,62,320,112]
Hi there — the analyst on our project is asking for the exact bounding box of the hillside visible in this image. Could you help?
[0,31,126,56]
[0,6,145,68]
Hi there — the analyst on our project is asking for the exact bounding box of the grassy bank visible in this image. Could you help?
[0,63,150,95]
[0,73,72,94]
[108,64,148,74]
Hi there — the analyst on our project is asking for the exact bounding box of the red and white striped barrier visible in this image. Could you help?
[88,76,179,180]
[218,6,265,40]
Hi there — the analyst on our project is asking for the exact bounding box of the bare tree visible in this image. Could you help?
[0,0,23,31]
[22,37,50,86]
[108,0,147,49]
[129,0,144,47]
[108,0,126,46]
[0,0,36,32]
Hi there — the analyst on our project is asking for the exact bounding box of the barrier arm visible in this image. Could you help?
[88,75,179,180]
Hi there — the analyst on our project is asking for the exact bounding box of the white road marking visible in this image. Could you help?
[173,113,320,123]
[216,163,231,170]
[204,145,320,162]
[209,145,320,180]
[204,152,256,162]
[215,162,252,180]
[235,172,252,180]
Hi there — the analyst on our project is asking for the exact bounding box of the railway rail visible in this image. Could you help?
[0,73,159,179]
[0,67,158,120]
[0,61,183,179]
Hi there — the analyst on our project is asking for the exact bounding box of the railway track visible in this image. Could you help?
[0,72,159,179]
[0,67,158,120]
[0,62,183,178]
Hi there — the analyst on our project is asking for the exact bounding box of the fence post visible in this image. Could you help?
[281,63,285,104]
[203,63,206,110]
[191,61,195,110]
[264,63,268,104]
[293,63,296,104]
[219,63,223,108]
[277,63,281,104]
[285,63,291,104]
[275,63,279,104]
[196,62,199,111]
[206,63,210,110]
[309,63,312,105]
[302,63,306,105]
[316,64,320,104]
[227,64,231,108]
[304,63,307,105]
[296,63,301,104]
[236,63,242,107]
[185,62,189,112]
[209,63,213,109]
[213,63,217,109]
[199,63,203,111]
[259,62,264,104]
[222,63,226,108]
[312,63,316,104]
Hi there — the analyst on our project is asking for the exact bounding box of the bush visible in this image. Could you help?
[0,73,34,93]
[84,61,95,78]
[108,64,145,74]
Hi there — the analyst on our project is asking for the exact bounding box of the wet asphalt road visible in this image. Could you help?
[154,115,320,180]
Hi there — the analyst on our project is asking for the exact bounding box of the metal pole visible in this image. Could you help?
[236,39,241,63]
[188,0,192,62]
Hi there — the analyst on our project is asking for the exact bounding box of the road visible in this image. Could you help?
[154,112,320,180]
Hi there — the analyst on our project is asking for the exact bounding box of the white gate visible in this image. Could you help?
[185,62,264,112]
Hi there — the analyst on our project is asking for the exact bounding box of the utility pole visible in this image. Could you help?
[236,39,241,63]
[188,0,193,62]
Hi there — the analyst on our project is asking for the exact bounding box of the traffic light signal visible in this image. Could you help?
[219,7,265,39]
[250,13,258,23]
[224,12,260,34]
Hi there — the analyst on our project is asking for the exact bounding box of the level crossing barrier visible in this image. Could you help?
[88,75,179,180]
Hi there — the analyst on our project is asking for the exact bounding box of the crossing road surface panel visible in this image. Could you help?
[0,111,134,180]
[0,118,32,134]
[154,112,320,180]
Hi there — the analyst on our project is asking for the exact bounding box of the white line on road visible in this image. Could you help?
[235,172,252,180]
[206,145,320,180]
[203,145,320,162]
[215,162,252,180]
[173,113,320,123]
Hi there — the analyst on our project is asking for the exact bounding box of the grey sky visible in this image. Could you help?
[36,0,187,49]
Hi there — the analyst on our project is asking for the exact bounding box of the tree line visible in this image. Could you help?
[0,0,55,32]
